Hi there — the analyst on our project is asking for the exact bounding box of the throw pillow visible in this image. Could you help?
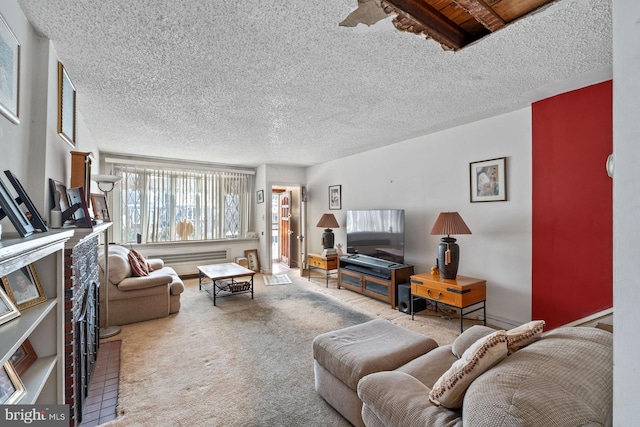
[128,249,150,277]
[451,325,497,358]
[505,320,545,354]
[429,330,508,409]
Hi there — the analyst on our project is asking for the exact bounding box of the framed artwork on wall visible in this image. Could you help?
[329,185,341,210]
[0,14,20,125]
[58,61,77,147]
[2,264,47,310]
[470,157,507,202]
[244,249,260,272]
[256,190,264,204]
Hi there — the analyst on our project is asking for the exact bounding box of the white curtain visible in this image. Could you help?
[111,165,253,244]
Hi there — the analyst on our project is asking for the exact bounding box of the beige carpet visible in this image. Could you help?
[101,270,471,427]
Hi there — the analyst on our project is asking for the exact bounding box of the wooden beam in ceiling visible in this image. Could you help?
[453,0,506,31]
[382,0,470,50]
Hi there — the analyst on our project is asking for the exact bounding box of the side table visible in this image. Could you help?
[410,273,486,332]
[307,253,338,287]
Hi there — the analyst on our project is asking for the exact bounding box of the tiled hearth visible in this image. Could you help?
[78,341,121,427]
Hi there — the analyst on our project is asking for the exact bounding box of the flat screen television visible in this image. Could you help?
[346,209,405,263]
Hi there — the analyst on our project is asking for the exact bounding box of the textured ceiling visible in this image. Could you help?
[18,0,611,168]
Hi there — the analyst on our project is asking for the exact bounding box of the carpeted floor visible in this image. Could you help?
[101,270,468,427]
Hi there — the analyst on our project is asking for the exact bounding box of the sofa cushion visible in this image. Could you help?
[451,325,496,358]
[429,330,508,409]
[98,245,131,284]
[395,345,458,389]
[463,327,613,427]
[128,249,151,276]
[505,320,545,354]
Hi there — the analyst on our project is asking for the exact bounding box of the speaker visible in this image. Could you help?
[398,283,426,314]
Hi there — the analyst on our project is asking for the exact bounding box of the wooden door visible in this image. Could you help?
[279,191,292,267]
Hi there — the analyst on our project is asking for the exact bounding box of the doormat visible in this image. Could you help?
[263,274,292,285]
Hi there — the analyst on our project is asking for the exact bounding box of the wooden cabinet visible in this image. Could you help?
[410,273,486,332]
[338,255,414,308]
[0,230,73,404]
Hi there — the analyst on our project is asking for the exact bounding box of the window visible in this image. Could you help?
[110,164,253,244]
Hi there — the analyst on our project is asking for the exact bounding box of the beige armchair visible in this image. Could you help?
[98,245,184,327]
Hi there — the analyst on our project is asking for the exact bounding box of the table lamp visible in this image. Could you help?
[317,213,339,249]
[430,212,471,279]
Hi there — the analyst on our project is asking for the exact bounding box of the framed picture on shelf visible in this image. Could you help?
[0,177,34,237]
[2,264,47,310]
[244,249,260,272]
[67,187,93,227]
[91,193,110,221]
[58,61,77,147]
[0,362,26,404]
[4,170,48,232]
[9,339,37,376]
[0,14,20,125]
[329,185,341,210]
[256,190,264,204]
[470,157,507,203]
[0,287,20,327]
[49,179,70,212]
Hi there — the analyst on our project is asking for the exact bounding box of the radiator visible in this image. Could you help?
[155,248,230,275]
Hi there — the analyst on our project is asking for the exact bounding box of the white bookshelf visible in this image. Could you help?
[0,230,73,404]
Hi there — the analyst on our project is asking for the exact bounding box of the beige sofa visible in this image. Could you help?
[357,324,613,427]
[98,245,184,327]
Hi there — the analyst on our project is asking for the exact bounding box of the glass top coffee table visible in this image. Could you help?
[197,263,256,306]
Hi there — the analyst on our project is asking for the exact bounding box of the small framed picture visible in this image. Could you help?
[244,249,260,272]
[4,170,48,231]
[67,187,93,227]
[2,264,47,310]
[0,362,26,404]
[329,185,341,210]
[256,190,264,204]
[470,157,507,202]
[0,287,20,327]
[9,339,37,376]
[0,178,34,237]
[91,193,110,221]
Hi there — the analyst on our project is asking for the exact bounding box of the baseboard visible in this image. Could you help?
[561,308,613,328]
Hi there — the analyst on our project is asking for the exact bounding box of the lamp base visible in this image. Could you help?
[437,237,459,279]
[99,325,121,339]
[322,229,335,249]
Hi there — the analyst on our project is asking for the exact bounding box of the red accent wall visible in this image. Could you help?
[532,81,613,329]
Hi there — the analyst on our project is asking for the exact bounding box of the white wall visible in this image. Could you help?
[306,108,532,328]
[612,0,640,424]
[0,0,99,234]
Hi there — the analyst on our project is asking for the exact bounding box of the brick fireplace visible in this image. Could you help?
[63,225,108,426]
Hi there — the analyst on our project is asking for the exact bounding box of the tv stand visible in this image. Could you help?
[338,255,414,309]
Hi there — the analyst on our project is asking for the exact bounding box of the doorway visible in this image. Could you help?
[270,185,303,274]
